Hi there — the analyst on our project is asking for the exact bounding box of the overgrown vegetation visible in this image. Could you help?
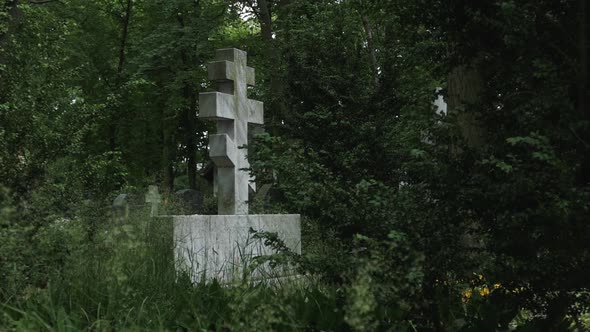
[1,0,589,330]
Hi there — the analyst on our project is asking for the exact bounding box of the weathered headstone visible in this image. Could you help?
[173,48,301,283]
[174,189,204,215]
[112,194,129,222]
[145,185,162,217]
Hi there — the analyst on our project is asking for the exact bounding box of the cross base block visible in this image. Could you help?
[174,214,301,283]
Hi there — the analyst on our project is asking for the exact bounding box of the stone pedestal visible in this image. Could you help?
[174,214,301,283]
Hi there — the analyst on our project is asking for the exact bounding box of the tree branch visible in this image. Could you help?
[361,14,379,88]
[27,0,60,5]
[117,0,133,75]
[244,0,262,21]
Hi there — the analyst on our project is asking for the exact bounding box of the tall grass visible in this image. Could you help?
[0,210,347,331]
[5,204,580,330]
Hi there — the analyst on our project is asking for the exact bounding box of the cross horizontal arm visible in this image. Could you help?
[199,92,235,120]
[209,134,237,167]
[207,61,256,86]
[248,99,264,124]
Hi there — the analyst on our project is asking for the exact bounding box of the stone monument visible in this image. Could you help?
[173,48,301,282]
[199,48,263,214]
[145,185,162,217]
[112,193,130,222]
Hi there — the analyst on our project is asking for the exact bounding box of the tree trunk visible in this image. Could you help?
[181,85,198,191]
[109,0,133,152]
[378,21,398,112]
[361,14,379,87]
[177,13,198,190]
[117,0,133,75]
[578,0,590,184]
[161,118,176,194]
[423,277,444,332]
[256,0,288,135]
[186,91,197,190]
[258,0,273,41]
[447,63,485,148]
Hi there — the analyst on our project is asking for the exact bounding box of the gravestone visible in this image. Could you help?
[145,185,162,217]
[174,189,204,215]
[173,48,301,283]
[112,193,129,222]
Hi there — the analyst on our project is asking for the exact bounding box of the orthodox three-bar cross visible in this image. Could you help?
[199,48,263,215]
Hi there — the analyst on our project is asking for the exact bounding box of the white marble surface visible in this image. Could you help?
[173,214,301,283]
[199,48,263,215]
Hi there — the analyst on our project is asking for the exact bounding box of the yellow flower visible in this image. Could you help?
[493,283,501,289]
[479,287,490,296]
[462,289,473,303]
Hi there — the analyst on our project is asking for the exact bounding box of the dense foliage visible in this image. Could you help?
[1,0,589,330]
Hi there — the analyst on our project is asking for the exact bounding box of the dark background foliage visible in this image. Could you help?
[1,0,589,330]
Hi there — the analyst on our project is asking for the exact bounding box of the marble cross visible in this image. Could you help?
[199,48,263,215]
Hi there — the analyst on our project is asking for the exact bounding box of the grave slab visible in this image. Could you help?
[173,214,301,283]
